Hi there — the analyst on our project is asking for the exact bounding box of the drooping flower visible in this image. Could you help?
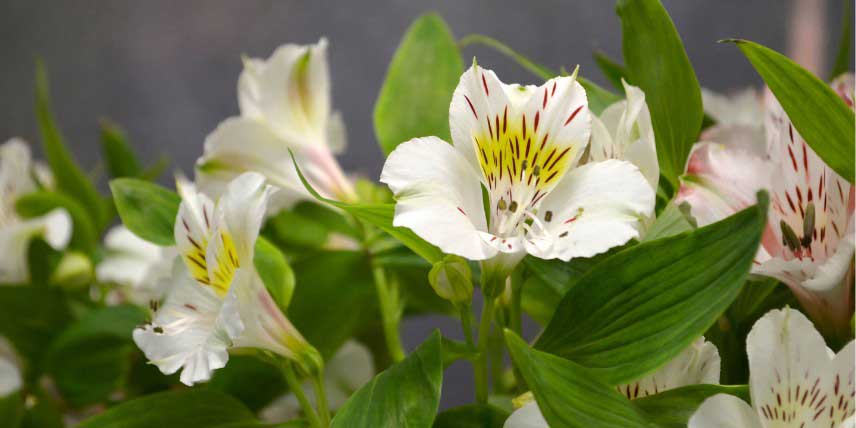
[689,308,854,428]
[588,79,659,192]
[0,138,71,284]
[380,64,654,281]
[133,172,317,386]
[505,337,721,428]
[196,39,356,212]
[261,340,374,423]
[676,74,855,339]
[96,226,177,305]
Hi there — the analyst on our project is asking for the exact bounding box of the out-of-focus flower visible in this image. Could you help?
[381,64,653,287]
[0,337,21,397]
[133,173,317,386]
[0,138,71,284]
[96,226,177,305]
[505,337,720,428]
[689,308,854,428]
[677,74,855,339]
[196,39,356,213]
[261,340,374,423]
[589,79,659,192]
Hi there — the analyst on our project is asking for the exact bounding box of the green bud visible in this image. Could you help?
[50,252,92,290]
[428,255,473,304]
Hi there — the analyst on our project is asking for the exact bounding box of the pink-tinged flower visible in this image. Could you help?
[676,74,855,339]
[380,65,654,280]
[196,39,356,213]
[133,173,316,385]
[690,308,854,428]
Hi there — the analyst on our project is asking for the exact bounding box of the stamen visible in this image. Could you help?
[509,201,518,212]
[559,231,569,238]
[801,202,815,248]
[533,165,541,177]
[497,199,507,211]
[544,211,553,222]
[780,221,801,253]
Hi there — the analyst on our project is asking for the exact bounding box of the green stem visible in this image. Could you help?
[281,362,322,428]
[311,374,331,427]
[372,265,405,362]
[459,304,476,350]
[474,295,496,404]
[509,268,524,335]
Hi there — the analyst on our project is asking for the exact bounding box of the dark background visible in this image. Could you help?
[1,0,851,409]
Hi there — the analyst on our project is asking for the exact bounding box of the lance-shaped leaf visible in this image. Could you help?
[253,236,295,312]
[110,178,180,246]
[593,50,628,91]
[617,0,703,189]
[375,13,463,155]
[633,384,750,428]
[642,200,696,241]
[727,39,855,182]
[100,121,143,179]
[77,390,260,428]
[535,193,768,385]
[505,331,653,428]
[331,331,443,428]
[830,0,853,80]
[433,404,509,428]
[35,62,107,230]
[291,152,443,263]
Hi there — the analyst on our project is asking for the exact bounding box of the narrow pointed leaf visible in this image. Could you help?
[634,384,750,428]
[253,236,295,311]
[331,331,443,428]
[642,200,696,241]
[110,178,180,246]
[728,39,855,181]
[375,13,462,155]
[100,121,142,179]
[617,0,703,189]
[593,50,628,90]
[505,331,652,428]
[830,0,853,79]
[536,193,768,385]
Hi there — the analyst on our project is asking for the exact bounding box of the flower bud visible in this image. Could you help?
[428,255,473,304]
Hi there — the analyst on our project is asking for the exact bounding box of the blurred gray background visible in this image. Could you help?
[1,0,851,410]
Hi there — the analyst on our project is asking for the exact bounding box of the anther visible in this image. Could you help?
[497,199,507,211]
[533,165,541,176]
[544,211,553,222]
[521,160,528,171]
[509,201,519,212]
[559,231,568,238]
[780,221,801,253]
[801,202,815,248]
[153,326,164,334]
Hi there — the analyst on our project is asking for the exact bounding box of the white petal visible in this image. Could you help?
[700,87,763,126]
[746,308,832,426]
[503,402,548,428]
[0,138,37,211]
[174,177,217,288]
[326,110,347,154]
[0,356,21,397]
[688,394,762,428]
[40,208,71,250]
[830,73,854,109]
[132,263,233,386]
[617,337,720,399]
[822,341,855,426]
[218,172,271,261]
[528,159,654,261]
[96,226,175,303]
[0,209,71,284]
[380,137,496,260]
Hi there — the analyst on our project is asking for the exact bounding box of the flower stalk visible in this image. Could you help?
[371,264,405,362]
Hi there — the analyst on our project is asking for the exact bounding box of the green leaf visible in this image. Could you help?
[16,191,98,255]
[642,201,696,241]
[433,404,509,428]
[207,354,286,412]
[20,387,64,428]
[831,0,853,80]
[254,236,296,311]
[535,193,768,385]
[374,13,462,155]
[0,287,72,367]
[110,178,180,246]
[593,50,628,91]
[289,250,377,358]
[78,390,260,428]
[45,305,146,407]
[727,39,855,181]
[634,384,750,428]
[458,34,620,114]
[332,331,443,428]
[0,392,24,428]
[35,61,107,230]
[505,331,652,428]
[617,0,703,189]
[100,121,143,179]
[291,153,444,263]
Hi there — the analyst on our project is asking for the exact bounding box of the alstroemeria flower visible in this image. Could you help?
[589,79,659,192]
[96,225,177,305]
[133,172,315,385]
[261,340,374,423]
[0,138,71,284]
[689,308,854,428]
[700,87,766,149]
[196,39,356,211]
[505,337,721,428]
[676,74,855,338]
[0,337,21,398]
[381,65,654,276]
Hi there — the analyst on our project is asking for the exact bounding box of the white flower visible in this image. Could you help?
[676,74,855,339]
[133,172,315,386]
[689,308,854,428]
[261,340,374,423]
[589,79,659,192]
[196,39,355,212]
[96,225,177,305]
[505,337,721,428]
[380,64,654,277]
[0,336,21,397]
[0,138,71,284]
